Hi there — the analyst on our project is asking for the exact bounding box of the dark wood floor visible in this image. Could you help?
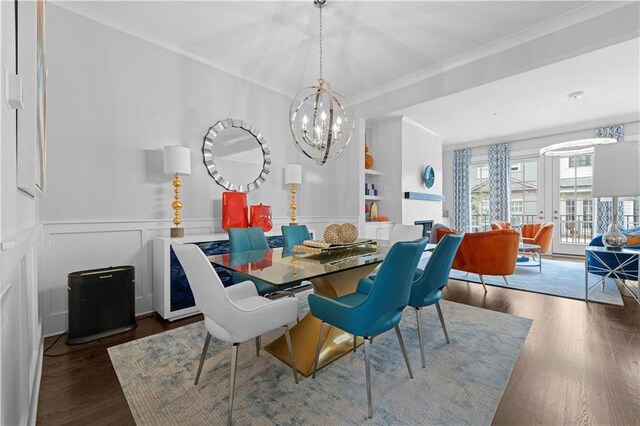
[37,277,640,425]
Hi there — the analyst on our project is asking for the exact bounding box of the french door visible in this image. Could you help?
[550,153,595,255]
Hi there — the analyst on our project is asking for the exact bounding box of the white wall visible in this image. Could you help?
[39,5,357,336]
[401,118,443,225]
[0,1,43,424]
[363,116,443,226]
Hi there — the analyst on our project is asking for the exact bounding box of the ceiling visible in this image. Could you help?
[57,1,630,102]
[399,37,640,146]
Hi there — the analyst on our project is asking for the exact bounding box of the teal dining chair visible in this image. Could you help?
[228,227,281,298]
[281,225,312,250]
[409,233,463,368]
[308,237,429,418]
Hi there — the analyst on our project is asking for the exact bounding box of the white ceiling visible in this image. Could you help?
[399,38,640,146]
[57,1,631,102]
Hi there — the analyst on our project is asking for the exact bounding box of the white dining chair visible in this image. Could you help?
[172,243,299,425]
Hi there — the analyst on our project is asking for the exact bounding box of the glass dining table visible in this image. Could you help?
[208,242,391,376]
[208,241,437,376]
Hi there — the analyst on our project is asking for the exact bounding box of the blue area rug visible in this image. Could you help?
[109,296,531,425]
[419,254,624,306]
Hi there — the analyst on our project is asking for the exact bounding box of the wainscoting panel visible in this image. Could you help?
[40,216,356,337]
[1,225,42,426]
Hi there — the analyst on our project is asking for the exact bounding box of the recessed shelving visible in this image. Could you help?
[364,195,383,201]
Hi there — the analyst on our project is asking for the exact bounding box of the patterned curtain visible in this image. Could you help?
[488,143,511,222]
[594,124,625,233]
[452,149,471,232]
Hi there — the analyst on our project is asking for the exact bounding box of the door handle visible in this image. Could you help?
[553,216,559,220]
[538,216,544,219]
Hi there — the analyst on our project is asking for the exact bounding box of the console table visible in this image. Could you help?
[153,230,313,320]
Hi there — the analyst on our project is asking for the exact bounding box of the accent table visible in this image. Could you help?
[584,245,640,303]
[518,243,542,273]
[208,242,390,377]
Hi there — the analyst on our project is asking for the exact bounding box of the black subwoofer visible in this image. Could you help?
[66,265,137,345]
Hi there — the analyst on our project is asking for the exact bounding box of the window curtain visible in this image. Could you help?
[452,149,471,232]
[488,143,511,223]
[594,124,625,233]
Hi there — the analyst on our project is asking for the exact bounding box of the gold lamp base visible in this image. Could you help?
[170,173,184,238]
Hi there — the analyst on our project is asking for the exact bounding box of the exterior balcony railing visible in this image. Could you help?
[470,214,638,245]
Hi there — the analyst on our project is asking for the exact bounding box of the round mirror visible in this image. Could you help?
[423,165,435,188]
[203,119,271,192]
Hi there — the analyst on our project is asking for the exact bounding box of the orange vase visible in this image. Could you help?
[364,145,374,169]
[221,191,248,231]
[249,203,273,232]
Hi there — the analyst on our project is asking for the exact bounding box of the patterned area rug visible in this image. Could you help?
[418,254,624,306]
[109,297,531,425]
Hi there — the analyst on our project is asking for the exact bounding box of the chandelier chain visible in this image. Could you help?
[319,2,323,80]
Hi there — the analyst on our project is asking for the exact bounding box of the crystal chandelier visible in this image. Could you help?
[540,91,616,156]
[289,0,354,165]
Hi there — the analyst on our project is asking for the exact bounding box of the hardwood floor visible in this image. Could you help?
[36,279,640,425]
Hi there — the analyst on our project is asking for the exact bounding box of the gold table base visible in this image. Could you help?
[264,264,377,377]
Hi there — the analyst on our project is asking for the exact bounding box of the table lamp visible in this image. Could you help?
[284,164,302,225]
[592,141,640,248]
[163,146,191,237]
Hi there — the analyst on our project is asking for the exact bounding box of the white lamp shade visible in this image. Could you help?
[284,164,302,185]
[163,146,191,175]
[592,141,640,197]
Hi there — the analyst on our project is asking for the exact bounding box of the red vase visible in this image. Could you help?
[221,191,248,231]
[249,204,273,232]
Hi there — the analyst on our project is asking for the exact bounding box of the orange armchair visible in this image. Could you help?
[490,221,511,230]
[521,223,554,253]
[437,229,520,293]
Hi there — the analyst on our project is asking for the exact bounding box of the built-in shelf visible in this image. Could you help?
[364,195,383,201]
[365,220,393,224]
[364,169,383,176]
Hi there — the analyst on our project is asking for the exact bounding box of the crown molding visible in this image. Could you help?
[443,113,640,152]
[51,1,295,99]
[350,1,634,106]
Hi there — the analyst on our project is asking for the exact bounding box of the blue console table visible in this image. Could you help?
[153,231,312,320]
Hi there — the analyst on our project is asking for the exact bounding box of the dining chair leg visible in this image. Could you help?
[394,325,413,379]
[194,332,212,385]
[363,337,373,418]
[414,308,426,368]
[435,301,450,344]
[502,276,509,286]
[228,343,239,426]
[255,335,261,357]
[312,322,325,379]
[283,326,299,384]
[353,334,357,353]
[479,274,488,293]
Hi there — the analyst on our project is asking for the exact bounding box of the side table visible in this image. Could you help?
[584,245,639,303]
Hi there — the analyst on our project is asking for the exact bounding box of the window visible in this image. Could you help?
[510,158,538,226]
[511,200,524,215]
[470,163,490,231]
[569,155,592,168]
[565,200,575,219]
[582,199,592,220]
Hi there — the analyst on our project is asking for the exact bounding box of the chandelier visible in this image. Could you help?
[540,91,616,156]
[289,0,354,165]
